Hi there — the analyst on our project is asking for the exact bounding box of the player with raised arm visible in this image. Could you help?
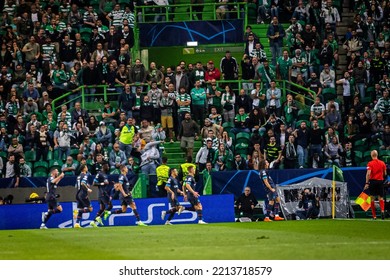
[259,159,285,222]
[161,168,185,225]
[90,162,112,227]
[74,164,93,228]
[183,165,207,224]
[104,165,147,226]
[40,169,65,229]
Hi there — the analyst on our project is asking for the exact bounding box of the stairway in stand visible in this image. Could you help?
[162,140,203,170]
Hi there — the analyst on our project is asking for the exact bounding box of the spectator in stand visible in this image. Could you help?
[8,137,24,160]
[213,142,232,171]
[320,63,336,89]
[82,60,98,102]
[109,142,127,171]
[310,96,326,121]
[236,88,252,114]
[220,50,238,81]
[267,16,285,65]
[205,60,221,83]
[36,124,50,161]
[189,61,206,88]
[250,82,266,114]
[178,112,199,158]
[232,154,247,170]
[23,97,38,117]
[293,120,310,169]
[325,104,342,131]
[173,65,189,93]
[139,119,154,144]
[195,138,215,172]
[324,136,343,167]
[277,50,292,81]
[95,121,112,148]
[140,95,155,123]
[380,124,390,150]
[241,54,256,95]
[264,135,282,169]
[5,154,20,187]
[374,90,390,122]
[231,107,250,135]
[147,81,162,124]
[282,134,298,169]
[352,60,368,100]
[61,156,78,176]
[118,84,135,119]
[266,80,282,117]
[221,85,236,123]
[54,123,72,161]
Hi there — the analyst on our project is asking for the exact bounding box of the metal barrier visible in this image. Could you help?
[52,79,315,112]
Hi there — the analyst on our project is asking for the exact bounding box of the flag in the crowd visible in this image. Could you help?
[333,165,344,182]
[355,192,371,211]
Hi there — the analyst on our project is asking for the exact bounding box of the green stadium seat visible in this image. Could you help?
[46,150,53,161]
[222,122,234,131]
[34,161,49,173]
[235,132,250,146]
[297,109,310,121]
[25,161,33,170]
[0,151,7,160]
[33,171,48,178]
[322,88,336,103]
[379,149,390,158]
[363,150,372,162]
[354,138,368,152]
[49,159,63,172]
[354,151,363,164]
[24,150,36,162]
[235,142,249,155]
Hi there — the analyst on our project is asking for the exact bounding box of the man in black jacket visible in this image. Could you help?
[235,186,258,221]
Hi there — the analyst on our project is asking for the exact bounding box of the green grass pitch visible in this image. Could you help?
[1,220,389,260]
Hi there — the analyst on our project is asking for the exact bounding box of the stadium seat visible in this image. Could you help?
[33,171,48,178]
[353,138,368,152]
[0,151,7,161]
[70,148,80,159]
[222,122,234,131]
[363,150,372,162]
[235,132,251,145]
[354,151,363,164]
[322,88,336,103]
[49,159,63,172]
[24,150,36,162]
[46,150,53,161]
[25,161,33,170]
[297,109,310,121]
[34,161,49,173]
[235,142,249,155]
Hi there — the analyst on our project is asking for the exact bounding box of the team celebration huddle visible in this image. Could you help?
[40,163,207,229]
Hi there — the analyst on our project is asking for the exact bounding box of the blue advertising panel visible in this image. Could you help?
[139,20,244,47]
[0,195,235,230]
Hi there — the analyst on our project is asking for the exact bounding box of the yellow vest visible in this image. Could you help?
[119,124,135,145]
[156,164,170,185]
[180,163,196,179]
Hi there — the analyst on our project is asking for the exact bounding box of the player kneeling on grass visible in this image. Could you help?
[183,166,207,224]
[161,168,185,225]
[104,165,147,226]
[90,163,112,227]
[259,159,284,222]
[74,164,93,228]
[40,169,65,229]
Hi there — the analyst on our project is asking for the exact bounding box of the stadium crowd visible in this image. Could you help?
[0,0,389,190]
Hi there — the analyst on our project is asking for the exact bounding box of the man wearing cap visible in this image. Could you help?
[23,97,38,117]
[205,60,221,83]
[195,138,215,172]
[95,121,113,148]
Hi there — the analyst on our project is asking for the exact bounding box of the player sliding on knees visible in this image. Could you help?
[40,169,65,229]
[104,165,147,226]
[259,159,285,222]
[90,163,112,227]
[183,166,208,224]
[74,164,93,228]
[161,168,185,225]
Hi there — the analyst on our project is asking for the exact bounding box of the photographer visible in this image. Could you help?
[296,188,320,220]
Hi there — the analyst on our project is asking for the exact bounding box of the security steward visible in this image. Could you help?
[155,157,170,197]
